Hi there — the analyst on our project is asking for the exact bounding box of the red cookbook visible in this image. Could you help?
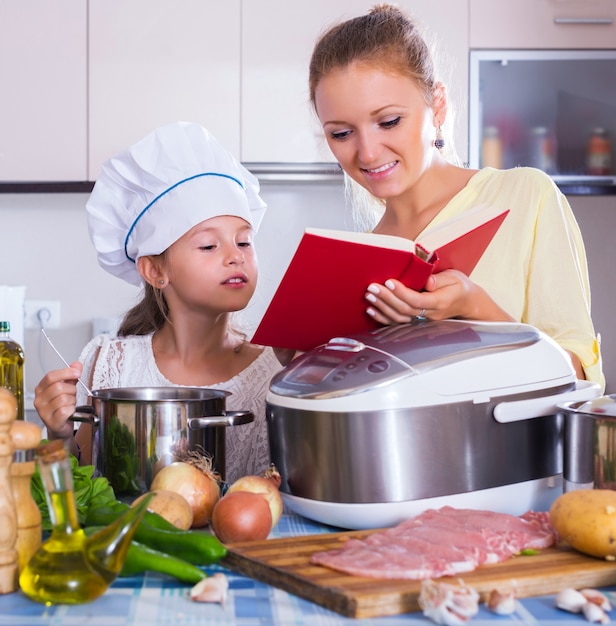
[252,204,509,351]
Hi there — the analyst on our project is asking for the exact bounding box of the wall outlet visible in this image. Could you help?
[92,316,121,338]
[24,300,61,329]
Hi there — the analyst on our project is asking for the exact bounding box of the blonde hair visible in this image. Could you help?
[309,3,460,229]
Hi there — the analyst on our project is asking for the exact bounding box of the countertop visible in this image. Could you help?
[0,511,613,625]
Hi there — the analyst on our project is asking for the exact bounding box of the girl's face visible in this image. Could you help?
[315,63,441,202]
[163,215,258,314]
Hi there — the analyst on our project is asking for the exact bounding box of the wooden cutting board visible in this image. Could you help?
[222,529,616,619]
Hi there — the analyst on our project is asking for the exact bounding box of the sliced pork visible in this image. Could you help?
[310,506,556,580]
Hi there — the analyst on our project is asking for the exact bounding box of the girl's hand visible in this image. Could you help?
[364,270,514,324]
[33,362,83,440]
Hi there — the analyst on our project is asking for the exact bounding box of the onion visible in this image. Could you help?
[227,466,283,528]
[150,460,220,528]
[211,491,273,543]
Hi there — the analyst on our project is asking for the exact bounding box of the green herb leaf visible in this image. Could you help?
[30,443,117,531]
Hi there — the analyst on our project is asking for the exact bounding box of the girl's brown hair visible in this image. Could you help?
[117,251,169,336]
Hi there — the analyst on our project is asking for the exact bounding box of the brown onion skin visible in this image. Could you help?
[211,491,273,543]
[227,472,283,528]
[150,461,220,528]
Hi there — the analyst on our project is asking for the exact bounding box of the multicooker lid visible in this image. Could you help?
[269,319,542,399]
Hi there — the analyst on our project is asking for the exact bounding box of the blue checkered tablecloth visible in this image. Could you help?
[0,512,613,625]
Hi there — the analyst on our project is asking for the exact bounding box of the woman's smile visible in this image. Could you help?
[361,160,399,176]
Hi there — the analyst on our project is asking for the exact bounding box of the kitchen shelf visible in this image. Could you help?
[0,182,94,194]
[554,176,616,196]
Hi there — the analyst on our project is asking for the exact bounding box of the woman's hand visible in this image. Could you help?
[33,362,83,440]
[364,270,515,324]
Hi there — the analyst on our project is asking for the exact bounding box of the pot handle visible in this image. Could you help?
[492,380,602,423]
[188,410,254,430]
[69,405,101,428]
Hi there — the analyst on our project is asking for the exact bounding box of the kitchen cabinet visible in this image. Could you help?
[3,0,469,181]
[470,0,616,49]
[241,0,470,164]
[0,0,87,182]
[88,0,241,180]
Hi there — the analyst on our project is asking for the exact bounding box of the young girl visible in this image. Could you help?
[34,121,287,482]
[308,4,604,388]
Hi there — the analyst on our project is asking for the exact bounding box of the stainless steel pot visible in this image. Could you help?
[560,394,616,491]
[72,387,253,497]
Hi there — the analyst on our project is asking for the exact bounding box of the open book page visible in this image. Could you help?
[305,204,506,260]
[416,203,502,251]
[304,227,417,252]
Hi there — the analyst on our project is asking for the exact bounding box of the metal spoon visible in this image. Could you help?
[40,328,93,396]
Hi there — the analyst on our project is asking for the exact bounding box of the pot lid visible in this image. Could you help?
[561,394,616,416]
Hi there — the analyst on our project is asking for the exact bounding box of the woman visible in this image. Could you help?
[308,3,603,388]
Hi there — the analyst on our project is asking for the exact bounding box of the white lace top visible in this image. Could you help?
[76,334,283,483]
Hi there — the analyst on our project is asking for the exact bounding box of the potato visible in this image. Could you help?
[549,489,616,559]
[132,489,194,530]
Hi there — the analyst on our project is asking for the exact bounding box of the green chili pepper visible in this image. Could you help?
[86,501,182,533]
[85,503,227,566]
[84,527,207,584]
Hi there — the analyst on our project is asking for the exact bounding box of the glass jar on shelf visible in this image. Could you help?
[528,126,555,174]
[481,126,503,169]
[587,127,612,175]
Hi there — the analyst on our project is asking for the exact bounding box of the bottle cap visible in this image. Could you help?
[35,439,68,464]
[0,321,10,333]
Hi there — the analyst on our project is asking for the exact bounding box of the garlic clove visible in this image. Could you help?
[581,589,613,612]
[189,573,229,605]
[419,579,480,625]
[556,588,591,613]
[583,600,610,624]
[486,587,517,615]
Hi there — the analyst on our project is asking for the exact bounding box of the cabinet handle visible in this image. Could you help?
[554,17,613,25]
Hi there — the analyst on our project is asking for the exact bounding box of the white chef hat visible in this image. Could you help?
[86,121,267,286]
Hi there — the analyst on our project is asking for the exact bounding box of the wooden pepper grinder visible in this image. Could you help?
[0,388,19,594]
[10,420,42,573]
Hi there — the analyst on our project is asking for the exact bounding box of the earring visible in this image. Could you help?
[158,279,165,287]
[433,126,445,150]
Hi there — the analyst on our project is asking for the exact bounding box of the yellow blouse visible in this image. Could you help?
[420,166,604,389]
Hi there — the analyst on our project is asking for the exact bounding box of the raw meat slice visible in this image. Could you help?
[312,539,461,580]
[310,506,555,580]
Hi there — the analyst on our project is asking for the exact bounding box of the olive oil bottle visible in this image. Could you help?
[0,321,24,421]
[19,440,153,605]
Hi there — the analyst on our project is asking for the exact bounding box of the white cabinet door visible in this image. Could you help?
[0,0,87,182]
[88,0,241,180]
[241,0,469,164]
[470,0,616,49]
